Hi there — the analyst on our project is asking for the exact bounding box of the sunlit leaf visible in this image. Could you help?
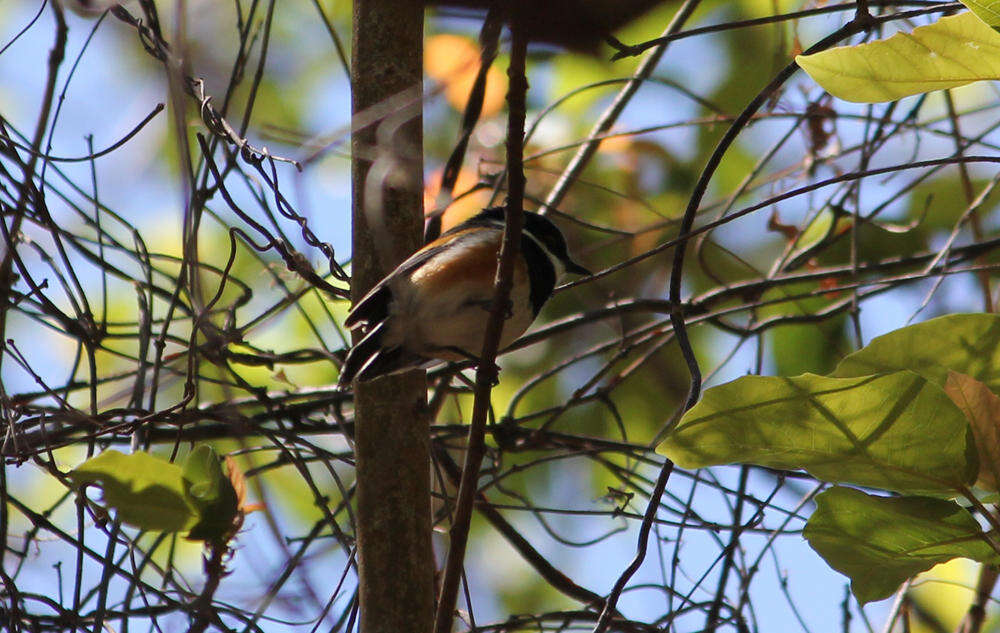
[833,313,1000,391]
[960,0,1000,28]
[796,13,1000,103]
[945,371,1000,490]
[425,34,506,116]
[424,167,494,230]
[69,450,196,532]
[660,371,976,493]
[803,486,998,604]
[909,559,981,629]
[183,445,224,504]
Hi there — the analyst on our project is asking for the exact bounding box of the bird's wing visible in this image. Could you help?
[344,243,449,329]
[337,320,429,385]
[343,227,487,329]
[339,321,387,385]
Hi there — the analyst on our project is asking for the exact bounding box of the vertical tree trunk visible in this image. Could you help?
[351,3,434,633]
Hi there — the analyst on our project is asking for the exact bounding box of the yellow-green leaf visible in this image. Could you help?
[796,13,1000,103]
[69,450,196,532]
[961,0,1000,28]
[833,313,1000,391]
[659,371,976,494]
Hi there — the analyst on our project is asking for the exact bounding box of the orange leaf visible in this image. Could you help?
[424,167,493,231]
[425,34,506,117]
[225,455,248,510]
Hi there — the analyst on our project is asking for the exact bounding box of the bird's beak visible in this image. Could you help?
[565,259,591,276]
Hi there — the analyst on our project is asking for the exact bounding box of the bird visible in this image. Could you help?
[338,207,589,386]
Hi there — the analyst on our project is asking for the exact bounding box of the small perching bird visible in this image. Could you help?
[338,207,589,385]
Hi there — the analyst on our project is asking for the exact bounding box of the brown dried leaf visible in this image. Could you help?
[944,370,1000,490]
[225,455,248,510]
[767,209,798,241]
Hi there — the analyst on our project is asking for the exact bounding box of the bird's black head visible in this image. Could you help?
[472,207,590,276]
[521,212,590,276]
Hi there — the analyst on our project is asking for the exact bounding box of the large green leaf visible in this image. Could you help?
[796,12,1000,103]
[68,450,196,532]
[834,313,1000,391]
[659,371,976,493]
[803,487,998,604]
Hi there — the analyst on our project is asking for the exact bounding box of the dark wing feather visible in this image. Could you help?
[339,321,387,385]
[344,285,390,330]
[341,240,457,384]
[338,321,428,386]
[355,347,427,382]
[344,241,456,329]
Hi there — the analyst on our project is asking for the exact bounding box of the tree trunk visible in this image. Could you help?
[351,3,434,632]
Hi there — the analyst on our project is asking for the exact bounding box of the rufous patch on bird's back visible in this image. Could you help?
[409,228,501,292]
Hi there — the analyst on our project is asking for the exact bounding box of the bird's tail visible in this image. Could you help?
[337,322,426,387]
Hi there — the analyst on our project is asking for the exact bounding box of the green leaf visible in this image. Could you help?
[659,371,975,493]
[796,13,1000,103]
[803,487,999,603]
[960,0,1000,28]
[834,313,1000,391]
[182,445,239,542]
[68,450,196,532]
[183,445,225,506]
[788,207,837,261]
